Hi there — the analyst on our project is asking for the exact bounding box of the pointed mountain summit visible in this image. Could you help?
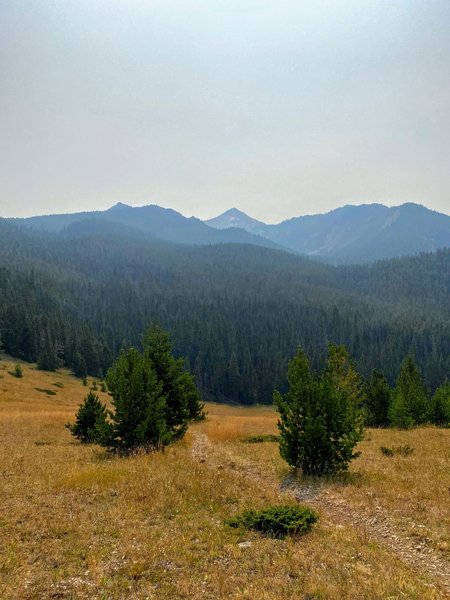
[106,202,132,212]
[205,208,266,234]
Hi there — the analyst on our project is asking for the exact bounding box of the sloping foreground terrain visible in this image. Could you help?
[0,357,449,599]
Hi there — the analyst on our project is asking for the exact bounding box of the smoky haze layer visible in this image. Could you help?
[1,1,449,220]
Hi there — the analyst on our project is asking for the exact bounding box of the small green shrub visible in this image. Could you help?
[52,382,64,388]
[225,504,318,538]
[10,364,23,378]
[381,445,414,457]
[241,434,280,443]
[100,381,108,393]
[34,387,57,396]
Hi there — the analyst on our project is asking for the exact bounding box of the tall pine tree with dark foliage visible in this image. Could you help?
[428,382,450,426]
[274,345,364,476]
[364,369,391,426]
[389,356,429,428]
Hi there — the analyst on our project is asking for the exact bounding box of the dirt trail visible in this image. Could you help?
[190,431,450,597]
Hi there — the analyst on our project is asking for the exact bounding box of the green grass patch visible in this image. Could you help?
[226,504,318,538]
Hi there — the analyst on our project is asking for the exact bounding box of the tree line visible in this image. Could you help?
[69,334,448,482]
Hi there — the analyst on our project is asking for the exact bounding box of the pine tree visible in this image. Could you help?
[274,346,364,476]
[144,325,204,434]
[364,369,391,427]
[227,352,240,401]
[389,356,429,428]
[73,351,87,378]
[66,391,108,443]
[105,348,170,452]
[37,333,59,372]
[428,382,450,427]
[97,326,204,453]
[325,344,366,409]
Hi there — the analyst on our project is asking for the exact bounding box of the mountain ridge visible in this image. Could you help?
[7,200,450,264]
[11,203,282,251]
[205,202,450,263]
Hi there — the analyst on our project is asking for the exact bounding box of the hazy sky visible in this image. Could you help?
[1,1,449,222]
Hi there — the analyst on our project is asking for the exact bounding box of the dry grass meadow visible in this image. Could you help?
[1,356,449,599]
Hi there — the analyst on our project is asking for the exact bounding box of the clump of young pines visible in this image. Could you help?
[68,325,204,453]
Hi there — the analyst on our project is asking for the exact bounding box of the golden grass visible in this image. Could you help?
[203,404,278,442]
[0,356,449,599]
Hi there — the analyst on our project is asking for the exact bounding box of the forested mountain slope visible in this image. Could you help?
[1,218,449,403]
[207,203,450,263]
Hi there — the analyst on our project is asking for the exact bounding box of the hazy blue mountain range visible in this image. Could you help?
[9,201,450,264]
[13,203,281,250]
[205,203,450,263]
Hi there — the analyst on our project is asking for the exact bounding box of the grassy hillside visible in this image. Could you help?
[1,357,449,599]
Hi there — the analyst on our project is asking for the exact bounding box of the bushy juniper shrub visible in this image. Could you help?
[241,434,280,443]
[381,445,414,457]
[225,505,318,538]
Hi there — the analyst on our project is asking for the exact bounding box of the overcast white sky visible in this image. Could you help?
[1,0,449,222]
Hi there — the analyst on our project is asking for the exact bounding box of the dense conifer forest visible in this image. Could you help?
[0,217,449,404]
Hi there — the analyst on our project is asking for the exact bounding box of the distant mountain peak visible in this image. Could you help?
[205,207,266,233]
[222,207,249,216]
[107,202,132,211]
